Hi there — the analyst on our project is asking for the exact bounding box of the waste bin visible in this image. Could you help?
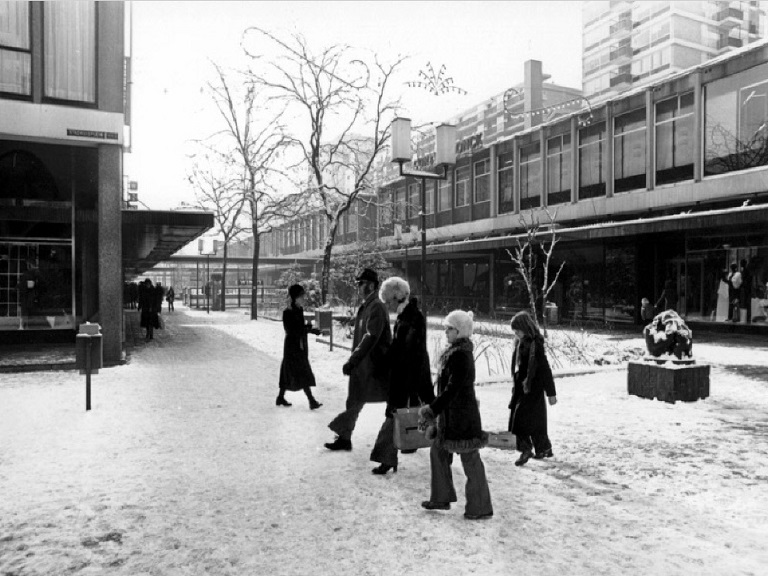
[76,322,103,374]
[315,310,333,334]
[545,303,559,325]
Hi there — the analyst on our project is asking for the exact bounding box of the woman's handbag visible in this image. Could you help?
[393,407,432,451]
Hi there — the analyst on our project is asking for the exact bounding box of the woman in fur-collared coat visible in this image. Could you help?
[418,310,493,520]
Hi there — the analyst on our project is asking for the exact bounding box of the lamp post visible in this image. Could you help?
[390,118,457,311]
[198,239,218,314]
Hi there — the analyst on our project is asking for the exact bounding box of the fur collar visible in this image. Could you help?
[437,338,473,375]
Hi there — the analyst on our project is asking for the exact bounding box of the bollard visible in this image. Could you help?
[76,323,103,411]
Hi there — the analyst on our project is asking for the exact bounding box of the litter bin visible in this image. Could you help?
[315,310,333,334]
[76,322,103,375]
[545,303,559,325]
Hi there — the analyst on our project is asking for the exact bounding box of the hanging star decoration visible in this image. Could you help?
[405,62,468,96]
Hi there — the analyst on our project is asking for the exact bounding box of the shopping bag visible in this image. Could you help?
[393,407,432,451]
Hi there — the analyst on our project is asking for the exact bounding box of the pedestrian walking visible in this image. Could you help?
[325,268,392,452]
[155,282,165,316]
[277,284,323,410]
[740,258,752,323]
[418,310,493,520]
[138,278,159,341]
[508,311,558,467]
[166,286,175,312]
[370,277,435,475]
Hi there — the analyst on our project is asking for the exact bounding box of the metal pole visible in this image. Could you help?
[196,260,199,309]
[85,336,92,411]
[420,177,427,313]
[206,255,210,314]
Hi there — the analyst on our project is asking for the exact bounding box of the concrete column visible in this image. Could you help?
[571,117,579,203]
[98,145,123,364]
[605,102,614,198]
[645,88,655,190]
[513,138,521,214]
[489,144,498,217]
[539,129,547,208]
[524,60,544,130]
[30,2,43,103]
[693,71,703,182]
[489,252,495,313]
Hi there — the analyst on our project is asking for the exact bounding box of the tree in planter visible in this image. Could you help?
[203,62,303,320]
[328,241,391,310]
[506,208,565,337]
[242,27,406,304]
[276,264,322,309]
[188,157,248,311]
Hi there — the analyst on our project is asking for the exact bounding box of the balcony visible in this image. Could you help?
[610,44,633,63]
[610,15,632,35]
[718,36,744,50]
[610,72,632,88]
[715,7,744,28]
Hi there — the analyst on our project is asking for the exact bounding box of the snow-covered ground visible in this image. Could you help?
[1,306,767,575]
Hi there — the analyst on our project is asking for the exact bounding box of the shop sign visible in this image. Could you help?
[455,133,483,156]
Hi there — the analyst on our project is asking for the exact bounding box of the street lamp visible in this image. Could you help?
[390,117,457,311]
[198,238,218,314]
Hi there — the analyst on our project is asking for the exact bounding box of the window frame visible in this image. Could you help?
[578,121,607,200]
[473,158,491,203]
[438,172,453,212]
[546,133,572,205]
[454,166,471,208]
[497,150,515,214]
[655,91,694,186]
[0,1,33,99]
[519,142,541,210]
[613,107,647,194]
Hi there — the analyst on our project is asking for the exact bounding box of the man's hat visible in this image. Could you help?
[356,268,379,286]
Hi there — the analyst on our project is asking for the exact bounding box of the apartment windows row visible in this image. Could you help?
[0,1,96,103]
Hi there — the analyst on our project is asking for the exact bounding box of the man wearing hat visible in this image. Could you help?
[325,268,392,451]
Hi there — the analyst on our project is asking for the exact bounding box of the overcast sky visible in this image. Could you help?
[124,1,584,209]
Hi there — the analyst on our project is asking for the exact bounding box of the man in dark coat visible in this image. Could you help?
[370,277,435,474]
[138,278,159,341]
[325,268,392,451]
[277,284,322,409]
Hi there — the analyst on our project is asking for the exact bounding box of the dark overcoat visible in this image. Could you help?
[508,336,556,437]
[278,304,319,391]
[385,298,435,414]
[431,339,487,453]
[347,291,392,403]
[138,284,159,329]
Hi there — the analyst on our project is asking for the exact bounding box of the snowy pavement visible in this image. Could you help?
[1,306,767,575]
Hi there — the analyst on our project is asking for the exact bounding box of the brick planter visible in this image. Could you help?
[627,360,710,404]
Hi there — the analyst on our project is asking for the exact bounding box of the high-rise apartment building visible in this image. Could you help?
[583,1,765,99]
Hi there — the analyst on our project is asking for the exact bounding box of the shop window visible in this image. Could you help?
[705,62,768,176]
[474,159,490,203]
[455,166,470,207]
[497,151,515,214]
[547,134,571,205]
[408,182,419,220]
[379,190,393,226]
[0,1,31,96]
[578,122,607,199]
[519,142,541,210]
[438,172,452,212]
[656,92,694,185]
[394,188,406,222]
[44,2,96,103]
[614,108,647,193]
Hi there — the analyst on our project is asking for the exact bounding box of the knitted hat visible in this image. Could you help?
[444,310,474,339]
[288,284,305,300]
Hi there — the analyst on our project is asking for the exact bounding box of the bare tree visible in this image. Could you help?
[203,62,304,319]
[188,158,248,311]
[506,208,565,336]
[242,28,406,303]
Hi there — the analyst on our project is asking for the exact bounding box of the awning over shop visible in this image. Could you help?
[123,209,214,278]
[385,203,768,258]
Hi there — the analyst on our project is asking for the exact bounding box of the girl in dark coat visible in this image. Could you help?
[138,279,159,341]
[419,310,493,520]
[508,311,557,466]
[370,277,435,475]
[277,284,322,409]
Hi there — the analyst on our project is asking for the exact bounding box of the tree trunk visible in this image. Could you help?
[221,241,228,312]
[251,226,261,320]
[320,218,338,305]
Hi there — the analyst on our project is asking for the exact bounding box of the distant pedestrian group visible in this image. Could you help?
[276,267,559,521]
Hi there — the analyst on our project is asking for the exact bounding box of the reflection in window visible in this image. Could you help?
[455,166,470,207]
[438,172,452,212]
[656,92,694,185]
[705,62,768,176]
[474,159,490,203]
[520,143,541,210]
[578,122,606,199]
[394,187,406,222]
[44,1,96,102]
[408,182,419,220]
[547,134,571,205]
[497,151,514,213]
[614,108,646,193]
[0,1,31,95]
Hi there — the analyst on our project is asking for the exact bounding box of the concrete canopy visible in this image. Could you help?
[122,210,214,278]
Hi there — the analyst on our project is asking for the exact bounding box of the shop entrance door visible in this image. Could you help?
[665,258,704,319]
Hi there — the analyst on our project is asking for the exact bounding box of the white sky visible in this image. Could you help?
[124,1,584,209]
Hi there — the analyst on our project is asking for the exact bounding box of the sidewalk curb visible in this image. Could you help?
[475,363,627,386]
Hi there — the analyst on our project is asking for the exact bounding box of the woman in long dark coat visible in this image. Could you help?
[277,284,322,410]
[370,277,435,475]
[138,278,159,341]
[508,311,557,466]
[419,310,493,520]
